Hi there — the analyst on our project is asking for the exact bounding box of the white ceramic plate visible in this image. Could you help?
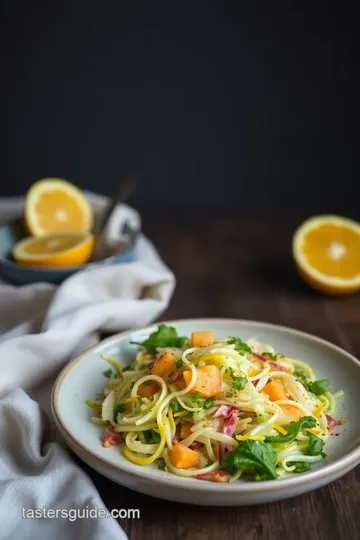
[51,319,360,506]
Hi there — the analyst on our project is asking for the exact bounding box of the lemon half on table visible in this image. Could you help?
[293,215,360,295]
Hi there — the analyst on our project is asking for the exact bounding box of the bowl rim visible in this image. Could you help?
[52,317,360,494]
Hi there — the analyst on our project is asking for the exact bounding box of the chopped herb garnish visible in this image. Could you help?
[293,370,309,384]
[306,432,326,457]
[138,397,144,406]
[103,369,113,378]
[122,365,132,372]
[266,416,316,444]
[144,430,161,444]
[294,371,329,395]
[170,399,183,413]
[290,461,311,473]
[113,404,125,421]
[262,352,284,361]
[151,431,161,444]
[131,324,188,354]
[222,440,278,480]
[228,367,247,390]
[157,458,166,470]
[176,359,183,369]
[226,392,234,398]
[192,391,205,407]
[233,377,247,391]
[203,398,214,409]
[228,337,252,355]
[306,379,329,396]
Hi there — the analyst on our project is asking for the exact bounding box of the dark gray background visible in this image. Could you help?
[1,2,357,216]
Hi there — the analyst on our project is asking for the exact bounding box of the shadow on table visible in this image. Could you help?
[251,258,317,297]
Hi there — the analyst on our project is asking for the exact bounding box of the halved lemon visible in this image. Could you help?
[293,215,360,295]
[25,178,93,237]
[13,233,94,269]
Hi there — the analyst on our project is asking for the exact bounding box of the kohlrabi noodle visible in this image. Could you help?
[86,325,343,483]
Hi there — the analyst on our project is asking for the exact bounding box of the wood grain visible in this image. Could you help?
[89,217,360,540]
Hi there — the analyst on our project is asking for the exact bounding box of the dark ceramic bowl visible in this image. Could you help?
[0,219,138,285]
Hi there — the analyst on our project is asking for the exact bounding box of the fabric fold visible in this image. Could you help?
[0,196,174,540]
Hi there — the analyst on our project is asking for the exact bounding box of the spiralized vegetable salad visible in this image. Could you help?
[86,325,344,483]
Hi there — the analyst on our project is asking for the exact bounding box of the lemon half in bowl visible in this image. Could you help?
[12,232,95,269]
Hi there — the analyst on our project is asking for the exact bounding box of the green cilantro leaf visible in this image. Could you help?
[226,392,234,398]
[192,391,205,407]
[157,458,166,470]
[222,440,278,480]
[233,377,248,391]
[290,461,311,473]
[294,373,329,396]
[138,397,144,406]
[228,367,248,390]
[262,352,284,361]
[150,431,161,444]
[306,379,329,396]
[113,404,125,421]
[103,369,113,378]
[228,337,252,355]
[131,324,188,354]
[144,430,161,444]
[169,399,184,413]
[293,370,309,385]
[306,432,326,457]
[176,359,183,369]
[265,416,316,444]
[203,398,214,409]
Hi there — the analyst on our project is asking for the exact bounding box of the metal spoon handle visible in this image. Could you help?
[96,176,137,235]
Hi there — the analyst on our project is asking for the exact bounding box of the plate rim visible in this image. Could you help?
[52,317,360,494]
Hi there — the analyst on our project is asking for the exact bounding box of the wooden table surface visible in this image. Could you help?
[85,217,360,540]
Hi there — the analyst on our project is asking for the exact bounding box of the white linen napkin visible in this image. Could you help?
[0,194,175,540]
